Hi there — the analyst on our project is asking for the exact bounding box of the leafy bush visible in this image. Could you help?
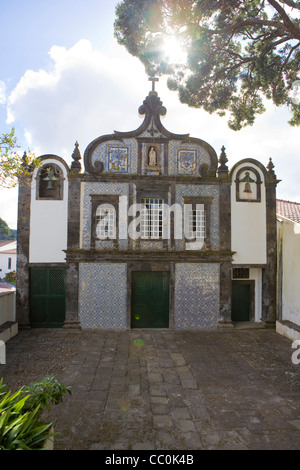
[0,376,71,450]
[4,271,16,284]
[21,375,72,411]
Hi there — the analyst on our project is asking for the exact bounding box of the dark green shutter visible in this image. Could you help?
[131,271,170,328]
[232,283,250,322]
[30,267,66,327]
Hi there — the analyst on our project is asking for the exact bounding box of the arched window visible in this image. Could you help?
[235,166,262,202]
[37,164,64,200]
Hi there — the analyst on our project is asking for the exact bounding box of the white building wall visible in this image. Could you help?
[277,216,300,326]
[0,241,16,278]
[0,290,16,324]
[29,160,68,263]
[250,268,262,322]
[231,163,267,264]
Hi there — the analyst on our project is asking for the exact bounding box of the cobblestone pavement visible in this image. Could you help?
[1,328,300,450]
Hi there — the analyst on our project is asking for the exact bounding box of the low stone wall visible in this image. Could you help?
[276,320,300,342]
[0,289,18,341]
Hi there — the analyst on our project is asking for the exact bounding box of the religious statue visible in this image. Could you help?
[148,146,157,166]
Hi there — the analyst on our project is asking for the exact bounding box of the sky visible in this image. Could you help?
[0,0,299,229]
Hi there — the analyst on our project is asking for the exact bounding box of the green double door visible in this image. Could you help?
[30,267,66,328]
[131,271,170,328]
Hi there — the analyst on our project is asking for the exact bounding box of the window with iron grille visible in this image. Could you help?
[141,198,163,239]
[232,268,250,279]
[96,206,116,239]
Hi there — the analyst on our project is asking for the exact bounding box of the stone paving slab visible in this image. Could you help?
[1,328,300,450]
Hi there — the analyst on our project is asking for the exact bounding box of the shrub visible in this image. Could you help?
[21,375,72,411]
[4,271,16,284]
[0,376,71,450]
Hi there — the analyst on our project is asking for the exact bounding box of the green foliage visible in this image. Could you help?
[4,271,16,284]
[0,379,53,450]
[114,0,300,130]
[0,376,71,450]
[0,218,15,240]
[0,128,40,188]
[21,375,72,412]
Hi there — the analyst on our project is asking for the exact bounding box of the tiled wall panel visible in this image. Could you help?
[169,141,211,175]
[174,263,220,329]
[91,139,138,174]
[79,263,127,329]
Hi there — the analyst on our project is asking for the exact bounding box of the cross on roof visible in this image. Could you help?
[148,76,159,92]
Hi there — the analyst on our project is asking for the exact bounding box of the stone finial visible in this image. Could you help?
[21,151,28,167]
[71,141,81,173]
[217,145,229,177]
[267,157,276,180]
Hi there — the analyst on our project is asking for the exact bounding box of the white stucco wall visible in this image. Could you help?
[0,290,16,324]
[231,163,267,264]
[277,216,300,326]
[29,159,68,263]
[0,241,16,278]
[250,268,262,322]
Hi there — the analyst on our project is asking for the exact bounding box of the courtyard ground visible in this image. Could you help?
[1,327,300,450]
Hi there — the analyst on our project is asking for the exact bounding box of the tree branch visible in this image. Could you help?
[278,0,300,10]
[199,19,299,39]
[280,40,300,72]
[267,0,300,38]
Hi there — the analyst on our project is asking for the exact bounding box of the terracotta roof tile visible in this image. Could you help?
[277,199,300,224]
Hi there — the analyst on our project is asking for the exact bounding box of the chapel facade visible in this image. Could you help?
[16,83,279,330]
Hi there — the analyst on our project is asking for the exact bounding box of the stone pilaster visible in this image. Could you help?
[16,176,31,328]
[64,261,81,329]
[261,161,279,325]
[218,150,232,326]
[64,175,81,328]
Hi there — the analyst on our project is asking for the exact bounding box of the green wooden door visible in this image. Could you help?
[131,271,170,328]
[232,283,250,322]
[30,267,66,328]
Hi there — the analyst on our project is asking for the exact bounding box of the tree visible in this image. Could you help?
[0,128,39,188]
[114,0,300,130]
[0,218,14,240]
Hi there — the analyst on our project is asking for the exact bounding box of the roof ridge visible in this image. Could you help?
[276,198,300,205]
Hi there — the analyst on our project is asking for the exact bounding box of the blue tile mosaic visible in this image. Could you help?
[91,139,138,174]
[95,240,114,250]
[174,263,220,330]
[169,140,211,175]
[140,241,164,250]
[108,147,129,173]
[177,150,197,174]
[79,263,127,329]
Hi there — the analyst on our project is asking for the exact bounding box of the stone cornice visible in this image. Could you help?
[64,249,234,264]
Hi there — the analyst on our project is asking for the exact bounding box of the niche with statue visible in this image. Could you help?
[145,144,161,175]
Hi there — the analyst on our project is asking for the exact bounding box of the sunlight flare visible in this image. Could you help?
[162,35,187,64]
